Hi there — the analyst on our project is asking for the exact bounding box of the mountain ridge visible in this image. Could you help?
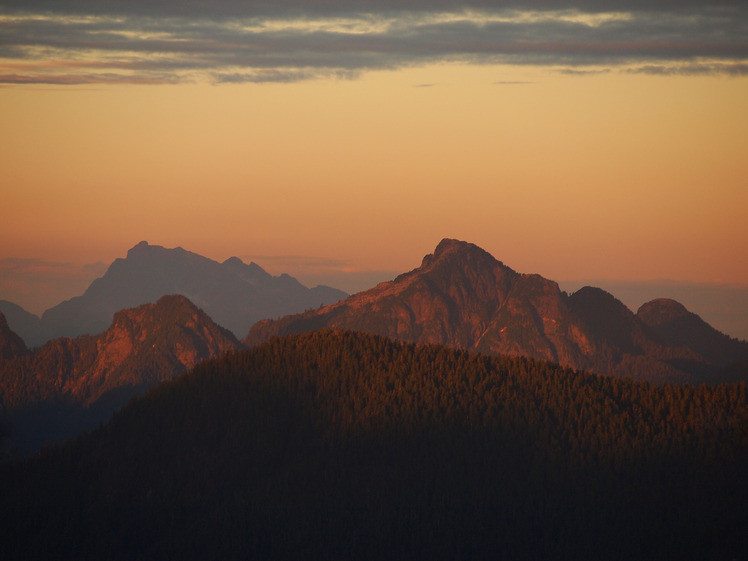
[0,294,242,455]
[7,242,347,347]
[246,239,748,384]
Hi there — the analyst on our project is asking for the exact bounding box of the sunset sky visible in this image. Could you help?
[1,0,747,321]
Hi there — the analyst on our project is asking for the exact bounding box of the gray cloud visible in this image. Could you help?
[1,1,744,18]
[1,1,746,84]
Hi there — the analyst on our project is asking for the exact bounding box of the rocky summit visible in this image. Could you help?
[246,239,748,384]
[0,295,241,455]
[13,241,347,347]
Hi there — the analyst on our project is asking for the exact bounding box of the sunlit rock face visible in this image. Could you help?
[71,295,241,405]
[246,239,748,385]
[0,295,242,454]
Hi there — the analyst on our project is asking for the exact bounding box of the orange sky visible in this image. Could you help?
[1,1,748,312]
[2,65,747,286]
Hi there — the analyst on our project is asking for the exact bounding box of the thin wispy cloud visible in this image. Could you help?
[0,258,107,314]
[0,1,746,84]
[239,254,396,293]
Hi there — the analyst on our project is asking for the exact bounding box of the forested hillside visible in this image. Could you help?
[2,330,746,560]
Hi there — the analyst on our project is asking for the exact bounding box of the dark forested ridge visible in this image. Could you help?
[3,330,746,560]
[246,239,748,384]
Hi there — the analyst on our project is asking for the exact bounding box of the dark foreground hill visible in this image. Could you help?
[0,295,241,455]
[246,239,748,384]
[8,241,347,347]
[3,330,746,560]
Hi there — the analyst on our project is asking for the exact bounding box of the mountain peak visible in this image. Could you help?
[35,242,347,345]
[221,256,273,285]
[0,296,242,454]
[246,239,748,384]
[432,238,490,259]
[434,238,467,255]
[420,238,504,271]
[125,241,190,261]
[127,240,151,257]
[637,298,690,326]
[636,297,748,368]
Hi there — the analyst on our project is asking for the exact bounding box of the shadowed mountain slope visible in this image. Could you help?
[0,312,28,360]
[2,330,745,560]
[14,242,346,347]
[0,300,41,349]
[0,295,241,455]
[638,298,748,366]
[246,239,748,384]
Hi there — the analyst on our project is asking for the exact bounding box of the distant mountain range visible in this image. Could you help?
[2,238,746,455]
[0,295,241,455]
[0,241,347,347]
[2,241,746,558]
[247,239,748,384]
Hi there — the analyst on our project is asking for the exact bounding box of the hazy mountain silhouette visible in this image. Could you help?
[0,300,41,348]
[12,241,346,346]
[246,239,748,383]
[637,298,748,365]
[0,295,241,455]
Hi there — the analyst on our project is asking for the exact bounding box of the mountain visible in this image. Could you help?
[15,241,347,346]
[0,312,28,360]
[0,300,41,348]
[2,330,745,560]
[0,294,241,455]
[246,239,748,383]
[637,298,748,365]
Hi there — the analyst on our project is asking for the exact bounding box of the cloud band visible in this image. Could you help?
[1,1,746,84]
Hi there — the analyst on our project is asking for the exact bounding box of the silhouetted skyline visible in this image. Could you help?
[1,0,746,331]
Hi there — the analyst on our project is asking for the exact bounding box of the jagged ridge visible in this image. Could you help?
[246,239,748,384]
[12,242,347,347]
[0,295,241,455]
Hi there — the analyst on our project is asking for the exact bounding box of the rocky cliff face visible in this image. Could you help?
[0,295,242,455]
[245,239,604,368]
[68,294,241,404]
[246,239,748,384]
